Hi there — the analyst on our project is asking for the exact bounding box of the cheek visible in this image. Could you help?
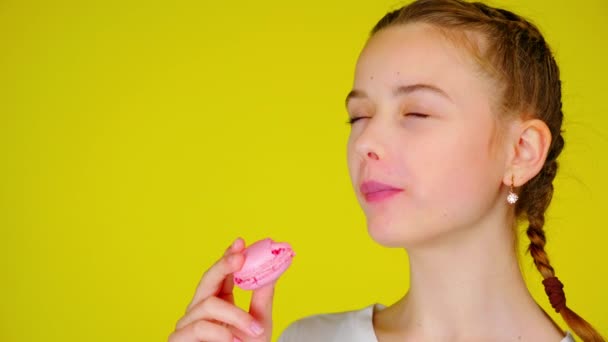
[416,128,499,208]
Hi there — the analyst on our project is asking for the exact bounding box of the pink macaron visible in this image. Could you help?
[233,238,295,290]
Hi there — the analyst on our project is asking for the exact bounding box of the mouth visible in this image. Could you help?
[360,180,404,203]
[363,189,403,202]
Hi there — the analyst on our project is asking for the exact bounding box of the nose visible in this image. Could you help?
[365,151,380,160]
[365,150,380,160]
[353,124,384,161]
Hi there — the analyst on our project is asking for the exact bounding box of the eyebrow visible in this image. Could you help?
[345,83,452,107]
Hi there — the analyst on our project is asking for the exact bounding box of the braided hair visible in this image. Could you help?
[370,1,603,341]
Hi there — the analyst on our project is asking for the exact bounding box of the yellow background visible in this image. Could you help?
[1,0,606,341]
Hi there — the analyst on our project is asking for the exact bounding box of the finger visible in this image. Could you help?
[169,319,233,342]
[223,237,245,257]
[187,252,244,311]
[217,273,236,304]
[249,283,276,331]
[176,296,265,338]
[223,323,246,342]
[186,243,246,312]
[218,238,246,302]
[217,238,247,303]
[229,327,245,342]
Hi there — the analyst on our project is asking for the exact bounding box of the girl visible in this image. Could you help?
[169,0,604,341]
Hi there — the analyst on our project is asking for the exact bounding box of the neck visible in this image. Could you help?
[386,207,547,340]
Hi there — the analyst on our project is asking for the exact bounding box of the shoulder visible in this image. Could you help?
[276,303,381,342]
[275,311,348,342]
[561,331,575,342]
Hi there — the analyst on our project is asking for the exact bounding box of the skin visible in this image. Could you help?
[346,22,560,341]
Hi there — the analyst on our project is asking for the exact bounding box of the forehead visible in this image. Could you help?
[354,23,487,94]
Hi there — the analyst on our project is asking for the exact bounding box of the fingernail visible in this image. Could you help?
[249,321,264,336]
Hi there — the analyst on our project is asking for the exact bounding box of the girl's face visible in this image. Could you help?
[346,23,509,248]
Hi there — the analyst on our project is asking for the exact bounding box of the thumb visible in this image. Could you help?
[248,282,276,331]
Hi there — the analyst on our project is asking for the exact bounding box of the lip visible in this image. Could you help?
[360,180,404,203]
[363,189,403,202]
[360,180,403,195]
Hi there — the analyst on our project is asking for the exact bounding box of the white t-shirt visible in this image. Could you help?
[277,303,575,342]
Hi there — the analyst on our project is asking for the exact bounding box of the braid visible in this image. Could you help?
[481,7,606,340]
[520,147,605,342]
[522,160,557,279]
[370,1,605,340]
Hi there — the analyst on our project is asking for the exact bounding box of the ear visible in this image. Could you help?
[503,118,552,187]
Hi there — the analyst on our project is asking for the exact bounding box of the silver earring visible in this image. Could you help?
[507,175,518,204]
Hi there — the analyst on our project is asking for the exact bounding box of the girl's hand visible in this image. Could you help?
[169,238,275,342]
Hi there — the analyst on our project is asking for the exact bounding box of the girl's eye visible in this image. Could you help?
[346,113,429,125]
[405,113,429,118]
[346,116,368,125]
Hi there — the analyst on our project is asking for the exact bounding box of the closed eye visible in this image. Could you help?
[405,113,429,118]
[346,113,429,125]
[346,116,368,125]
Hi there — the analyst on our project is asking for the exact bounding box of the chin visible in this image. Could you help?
[365,216,444,249]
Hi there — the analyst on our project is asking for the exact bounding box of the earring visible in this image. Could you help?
[507,175,519,204]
